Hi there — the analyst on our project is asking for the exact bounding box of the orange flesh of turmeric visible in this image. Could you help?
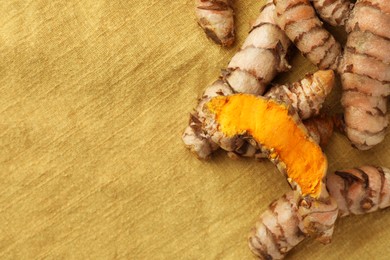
[207,94,326,197]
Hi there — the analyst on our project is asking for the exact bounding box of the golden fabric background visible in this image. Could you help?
[0,0,389,259]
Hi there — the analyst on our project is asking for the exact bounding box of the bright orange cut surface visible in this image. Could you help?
[207,94,327,197]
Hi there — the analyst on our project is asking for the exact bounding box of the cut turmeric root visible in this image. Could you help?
[195,0,235,46]
[205,94,327,197]
[183,70,335,160]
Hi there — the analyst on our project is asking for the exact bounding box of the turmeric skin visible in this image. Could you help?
[195,0,235,46]
[206,94,327,197]
[312,0,352,26]
[274,0,341,70]
[249,189,338,259]
[327,166,390,217]
[339,0,390,150]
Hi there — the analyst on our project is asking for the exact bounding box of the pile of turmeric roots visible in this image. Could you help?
[185,0,389,259]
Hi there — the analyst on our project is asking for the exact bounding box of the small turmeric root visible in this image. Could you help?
[339,0,390,150]
[312,0,353,26]
[183,70,335,160]
[327,166,390,217]
[265,70,334,120]
[195,0,235,46]
[274,0,342,70]
[249,188,338,259]
[205,94,327,197]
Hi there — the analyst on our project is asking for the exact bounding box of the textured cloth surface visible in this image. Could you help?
[0,0,389,259]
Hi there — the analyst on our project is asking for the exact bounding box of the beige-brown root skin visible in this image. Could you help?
[182,80,233,159]
[225,0,291,95]
[274,0,342,70]
[249,192,306,260]
[312,0,353,26]
[182,70,334,159]
[195,0,235,47]
[339,0,390,150]
[249,189,338,259]
[297,184,338,244]
[327,166,390,217]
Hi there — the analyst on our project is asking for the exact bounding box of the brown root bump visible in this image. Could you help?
[327,166,390,217]
[311,0,353,26]
[274,0,342,70]
[339,0,390,150]
[205,94,327,197]
[302,114,335,148]
[195,0,235,47]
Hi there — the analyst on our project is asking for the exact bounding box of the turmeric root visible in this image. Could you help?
[249,164,390,259]
[205,94,327,197]
[249,189,338,259]
[312,0,353,26]
[249,192,306,260]
[327,166,390,217]
[274,0,342,70]
[183,70,335,159]
[225,0,290,95]
[265,70,334,120]
[195,0,235,46]
[339,0,390,150]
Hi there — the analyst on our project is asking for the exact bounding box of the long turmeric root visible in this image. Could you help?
[339,0,390,150]
[274,0,341,70]
[327,166,390,217]
[195,0,235,46]
[312,0,353,26]
[250,165,390,259]
[183,70,335,159]
[249,188,338,259]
